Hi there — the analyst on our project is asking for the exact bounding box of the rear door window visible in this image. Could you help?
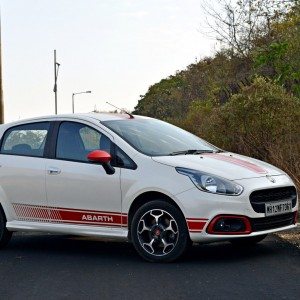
[0,122,50,157]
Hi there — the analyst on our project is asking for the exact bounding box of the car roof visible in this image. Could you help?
[1,112,150,127]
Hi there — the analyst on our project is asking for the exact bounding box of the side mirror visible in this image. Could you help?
[87,150,115,175]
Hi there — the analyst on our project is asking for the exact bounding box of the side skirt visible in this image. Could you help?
[6,221,128,241]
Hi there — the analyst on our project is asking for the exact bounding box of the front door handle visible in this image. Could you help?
[47,167,61,175]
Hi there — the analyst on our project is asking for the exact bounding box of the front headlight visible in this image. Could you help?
[176,167,243,196]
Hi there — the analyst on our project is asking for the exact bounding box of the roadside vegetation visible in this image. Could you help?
[134,0,300,189]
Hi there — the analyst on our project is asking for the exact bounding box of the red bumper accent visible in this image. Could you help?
[206,215,252,235]
[186,218,208,233]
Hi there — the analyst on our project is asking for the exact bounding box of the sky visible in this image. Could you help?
[1,0,217,122]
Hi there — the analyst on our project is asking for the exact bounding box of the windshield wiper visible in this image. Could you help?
[168,149,216,156]
[214,150,224,153]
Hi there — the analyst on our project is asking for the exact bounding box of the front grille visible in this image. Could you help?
[250,186,297,213]
[251,212,295,232]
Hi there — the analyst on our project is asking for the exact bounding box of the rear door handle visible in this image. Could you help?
[47,167,61,175]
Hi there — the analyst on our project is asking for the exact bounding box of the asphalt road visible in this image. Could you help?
[0,233,299,300]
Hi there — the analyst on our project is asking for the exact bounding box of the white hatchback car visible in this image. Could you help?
[0,113,298,262]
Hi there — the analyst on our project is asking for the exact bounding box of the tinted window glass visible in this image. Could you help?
[56,122,112,162]
[114,146,137,169]
[79,127,101,151]
[1,122,50,157]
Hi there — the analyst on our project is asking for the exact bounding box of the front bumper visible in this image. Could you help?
[174,174,298,242]
[190,222,297,243]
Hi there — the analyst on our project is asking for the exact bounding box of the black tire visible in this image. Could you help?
[230,234,267,247]
[131,200,190,262]
[0,205,12,249]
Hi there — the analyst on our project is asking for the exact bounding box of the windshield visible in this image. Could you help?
[102,118,218,156]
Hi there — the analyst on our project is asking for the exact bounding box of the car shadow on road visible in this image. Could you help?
[3,232,294,265]
[185,240,279,263]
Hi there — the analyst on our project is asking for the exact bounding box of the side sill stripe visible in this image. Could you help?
[12,203,128,227]
[14,203,124,215]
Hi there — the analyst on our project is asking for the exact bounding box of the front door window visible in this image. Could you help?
[56,122,112,162]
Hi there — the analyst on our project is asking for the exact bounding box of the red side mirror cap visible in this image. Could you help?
[87,150,111,164]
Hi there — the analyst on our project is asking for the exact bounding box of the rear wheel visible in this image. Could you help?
[0,206,12,248]
[230,234,267,247]
[131,200,190,262]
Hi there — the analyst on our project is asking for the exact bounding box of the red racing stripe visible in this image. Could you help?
[12,203,127,227]
[203,153,267,174]
[57,209,122,224]
[121,215,128,226]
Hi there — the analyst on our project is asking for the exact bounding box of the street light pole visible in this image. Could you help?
[72,91,92,114]
[53,50,60,115]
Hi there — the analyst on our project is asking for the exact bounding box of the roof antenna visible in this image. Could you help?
[106,102,134,119]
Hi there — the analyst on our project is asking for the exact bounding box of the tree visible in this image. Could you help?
[254,3,300,96]
[201,0,298,57]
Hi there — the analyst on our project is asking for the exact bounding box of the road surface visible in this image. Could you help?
[0,233,299,299]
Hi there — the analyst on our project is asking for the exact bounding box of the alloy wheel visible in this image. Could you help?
[137,209,179,256]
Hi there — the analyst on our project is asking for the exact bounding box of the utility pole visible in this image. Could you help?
[53,50,60,115]
[0,14,4,123]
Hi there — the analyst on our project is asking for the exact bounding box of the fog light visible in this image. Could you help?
[214,218,246,232]
[207,215,252,235]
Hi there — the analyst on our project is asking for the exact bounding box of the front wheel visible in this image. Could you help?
[230,234,267,247]
[131,200,190,262]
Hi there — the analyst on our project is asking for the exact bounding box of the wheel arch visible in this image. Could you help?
[127,191,186,239]
[0,203,6,220]
[0,202,9,222]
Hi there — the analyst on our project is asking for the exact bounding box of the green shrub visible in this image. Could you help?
[180,77,300,188]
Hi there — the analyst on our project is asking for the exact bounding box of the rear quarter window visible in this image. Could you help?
[0,122,50,157]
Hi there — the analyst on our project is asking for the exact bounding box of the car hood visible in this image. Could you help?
[152,152,285,180]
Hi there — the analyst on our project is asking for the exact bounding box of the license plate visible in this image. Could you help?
[265,200,292,216]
